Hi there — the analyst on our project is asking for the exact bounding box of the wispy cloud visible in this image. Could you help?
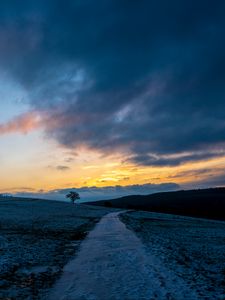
[0,112,41,135]
[56,165,70,171]
[47,165,71,172]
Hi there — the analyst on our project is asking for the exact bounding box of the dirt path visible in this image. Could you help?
[48,211,199,300]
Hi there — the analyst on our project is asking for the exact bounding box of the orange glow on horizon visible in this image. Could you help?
[1,142,225,194]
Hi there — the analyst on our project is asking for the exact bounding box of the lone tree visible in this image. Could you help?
[66,191,80,204]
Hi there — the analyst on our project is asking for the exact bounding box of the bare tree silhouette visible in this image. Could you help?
[66,191,80,204]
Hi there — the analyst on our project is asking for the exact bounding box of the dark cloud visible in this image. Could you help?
[14,182,180,202]
[56,165,70,171]
[1,1,225,165]
[47,165,70,171]
[127,151,225,167]
[183,173,225,190]
[64,157,75,163]
[167,168,213,179]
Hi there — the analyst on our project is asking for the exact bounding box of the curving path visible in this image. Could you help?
[49,211,199,300]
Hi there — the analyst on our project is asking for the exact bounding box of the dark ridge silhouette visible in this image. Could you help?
[88,187,225,221]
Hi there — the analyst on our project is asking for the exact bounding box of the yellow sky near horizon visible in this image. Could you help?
[1,127,225,194]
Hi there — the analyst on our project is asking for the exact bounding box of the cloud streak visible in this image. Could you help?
[0,112,41,135]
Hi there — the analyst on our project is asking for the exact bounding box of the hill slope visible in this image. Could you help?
[88,188,225,221]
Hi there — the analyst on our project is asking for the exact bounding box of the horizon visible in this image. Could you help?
[1,1,225,199]
[1,186,225,203]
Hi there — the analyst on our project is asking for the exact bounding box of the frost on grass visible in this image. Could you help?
[121,211,225,300]
[0,198,110,300]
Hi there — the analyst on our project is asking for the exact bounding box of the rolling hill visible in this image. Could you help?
[88,187,225,221]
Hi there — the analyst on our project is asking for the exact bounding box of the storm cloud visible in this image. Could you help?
[1,0,225,166]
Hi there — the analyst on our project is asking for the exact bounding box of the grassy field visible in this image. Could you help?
[0,197,111,300]
[121,210,225,300]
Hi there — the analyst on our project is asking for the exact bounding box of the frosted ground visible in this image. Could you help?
[121,211,225,300]
[0,198,111,299]
[1,198,225,300]
[47,210,225,300]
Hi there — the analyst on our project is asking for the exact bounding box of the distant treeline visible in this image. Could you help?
[88,188,225,221]
[0,194,13,198]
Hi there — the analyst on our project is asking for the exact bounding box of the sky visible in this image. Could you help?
[0,0,225,201]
